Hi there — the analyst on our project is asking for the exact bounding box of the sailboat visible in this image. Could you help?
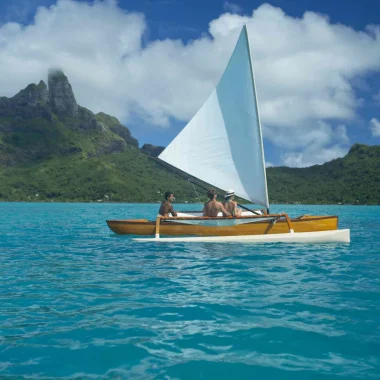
[106,26,350,244]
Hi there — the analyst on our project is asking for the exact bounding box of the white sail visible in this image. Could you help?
[159,25,269,209]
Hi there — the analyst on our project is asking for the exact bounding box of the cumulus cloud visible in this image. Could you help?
[0,1,380,165]
[335,124,350,145]
[280,122,350,167]
[282,145,348,168]
[370,118,380,137]
[0,0,146,120]
[223,1,242,14]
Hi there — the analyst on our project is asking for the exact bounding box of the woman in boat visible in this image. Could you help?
[223,190,242,217]
[203,189,231,217]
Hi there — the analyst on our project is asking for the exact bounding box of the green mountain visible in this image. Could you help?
[267,143,380,205]
[0,70,206,203]
[0,70,137,166]
[0,70,379,204]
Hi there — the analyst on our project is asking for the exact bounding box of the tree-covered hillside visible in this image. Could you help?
[267,144,380,205]
[0,70,379,204]
[0,148,204,202]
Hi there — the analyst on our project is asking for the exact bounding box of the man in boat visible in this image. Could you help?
[203,188,231,217]
[158,191,178,217]
[222,189,242,217]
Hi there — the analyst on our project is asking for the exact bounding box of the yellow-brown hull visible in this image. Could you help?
[106,215,338,236]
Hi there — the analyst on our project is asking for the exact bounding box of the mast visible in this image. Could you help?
[244,25,270,214]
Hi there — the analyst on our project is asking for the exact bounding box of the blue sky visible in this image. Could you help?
[2,0,379,35]
[0,0,379,166]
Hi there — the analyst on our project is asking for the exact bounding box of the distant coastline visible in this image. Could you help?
[1,200,378,206]
[1,71,379,206]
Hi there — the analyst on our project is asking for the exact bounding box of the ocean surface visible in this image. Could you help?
[0,203,379,379]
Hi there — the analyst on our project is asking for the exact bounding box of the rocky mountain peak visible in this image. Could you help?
[141,144,165,157]
[48,69,78,117]
[0,69,142,164]
[95,112,138,147]
[13,80,49,106]
[0,80,50,119]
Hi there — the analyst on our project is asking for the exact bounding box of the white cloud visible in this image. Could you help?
[280,121,350,167]
[374,92,380,104]
[0,1,380,165]
[282,145,348,168]
[335,124,349,144]
[223,1,242,14]
[370,118,380,137]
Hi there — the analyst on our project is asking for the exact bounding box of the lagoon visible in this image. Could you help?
[0,203,379,379]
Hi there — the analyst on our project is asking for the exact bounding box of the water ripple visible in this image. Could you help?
[0,203,379,379]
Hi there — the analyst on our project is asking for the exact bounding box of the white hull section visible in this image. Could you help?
[171,214,267,226]
[173,211,263,226]
[133,229,350,244]
[177,211,260,217]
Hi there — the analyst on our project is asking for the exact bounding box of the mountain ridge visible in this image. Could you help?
[0,71,379,204]
[0,69,140,167]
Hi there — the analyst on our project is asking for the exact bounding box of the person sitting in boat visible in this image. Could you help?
[159,191,178,217]
[203,188,231,217]
[222,189,242,217]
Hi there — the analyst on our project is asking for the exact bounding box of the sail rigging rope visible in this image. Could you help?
[190,180,201,203]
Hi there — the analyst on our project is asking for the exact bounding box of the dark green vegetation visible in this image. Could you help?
[0,149,204,203]
[267,144,380,205]
[0,70,379,204]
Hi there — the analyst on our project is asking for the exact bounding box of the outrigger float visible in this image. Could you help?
[106,25,350,244]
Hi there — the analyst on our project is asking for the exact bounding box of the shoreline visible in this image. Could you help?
[0,200,379,206]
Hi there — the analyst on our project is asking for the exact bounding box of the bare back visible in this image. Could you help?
[222,200,241,216]
[203,199,230,217]
[159,201,177,217]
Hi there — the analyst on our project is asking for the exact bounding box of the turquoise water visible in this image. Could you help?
[0,203,379,379]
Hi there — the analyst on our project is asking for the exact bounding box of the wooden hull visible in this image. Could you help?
[106,215,338,236]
